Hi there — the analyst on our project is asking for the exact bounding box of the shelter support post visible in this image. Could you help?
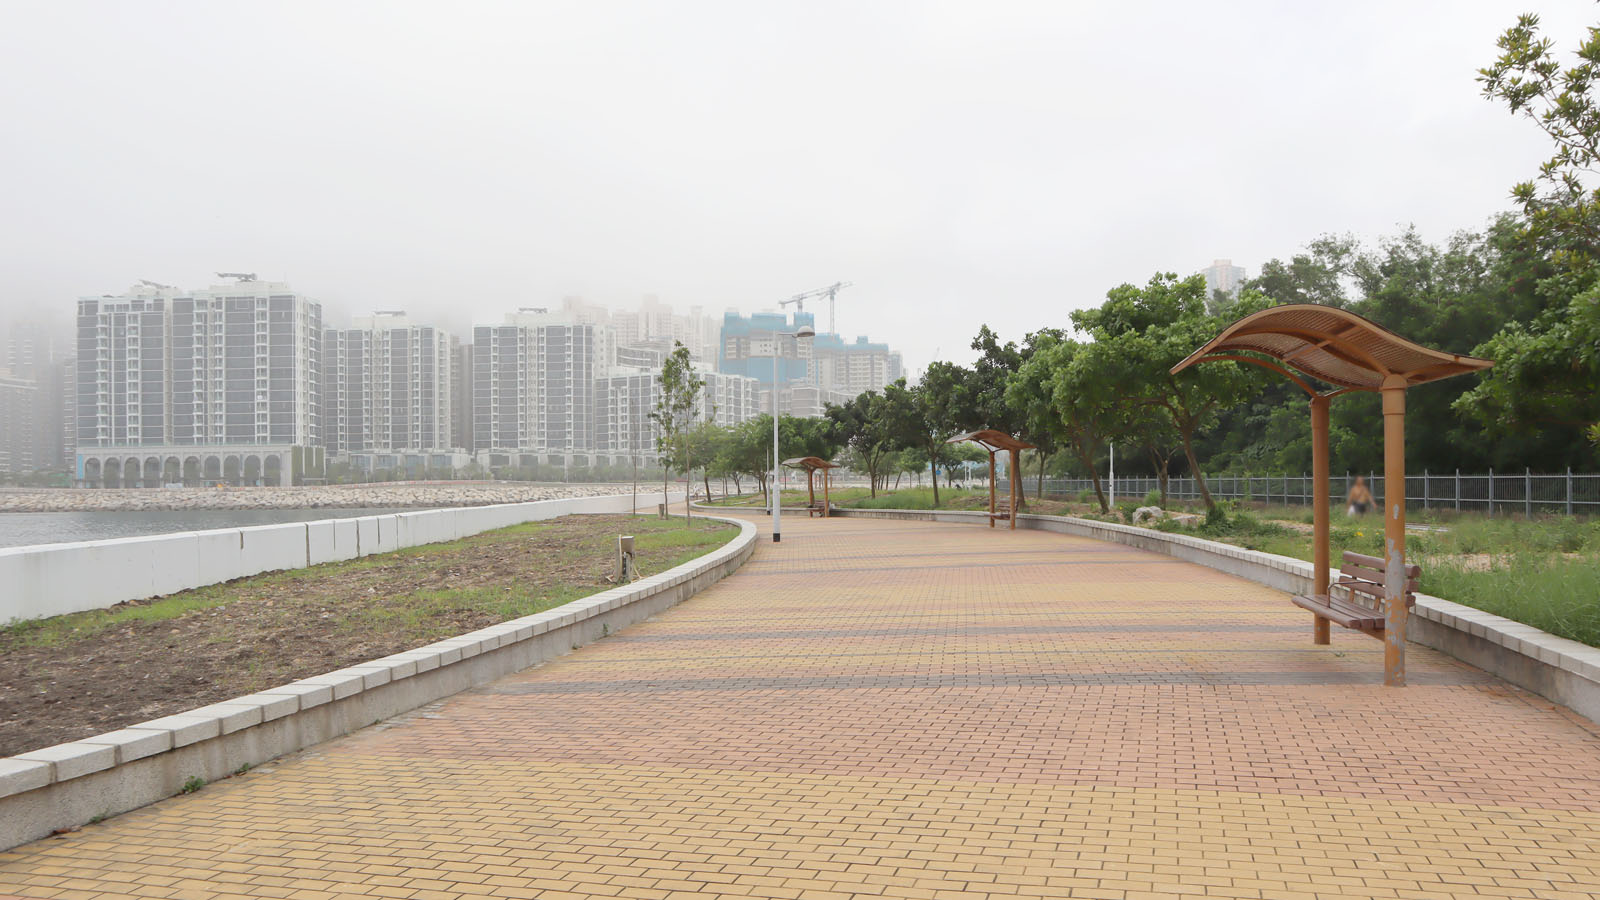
[988,450,997,528]
[1009,448,1020,530]
[1310,394,1331,645]
[1382,376,1408,687]
[823,467,830,517]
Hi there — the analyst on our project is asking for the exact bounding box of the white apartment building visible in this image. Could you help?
[75,280,323,486]
[1202,259,1247,302]
[472,313,600,455]
[322,312,452,456]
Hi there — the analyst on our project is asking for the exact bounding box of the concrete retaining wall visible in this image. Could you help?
[833,506,1600,724]
[0,491,681,624]
[0,512,754,851]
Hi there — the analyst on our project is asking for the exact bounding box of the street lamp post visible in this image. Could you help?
[770,322,815,543]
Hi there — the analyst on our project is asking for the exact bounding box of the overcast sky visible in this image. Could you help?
[0,1,1590,370]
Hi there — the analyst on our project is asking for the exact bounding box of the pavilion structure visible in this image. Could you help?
[781,456,840,517]
[946,429,1035,530]
[1172,304,1491,686]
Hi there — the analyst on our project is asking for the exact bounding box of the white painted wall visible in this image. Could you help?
[0,491,680,624]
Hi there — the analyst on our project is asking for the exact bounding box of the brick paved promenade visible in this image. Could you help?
[3,513,1600,899]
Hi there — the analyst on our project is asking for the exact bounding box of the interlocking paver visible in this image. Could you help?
[1,513,1599,898]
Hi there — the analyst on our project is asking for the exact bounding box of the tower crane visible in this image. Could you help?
[216,272,258,282]
[777,281,853,335]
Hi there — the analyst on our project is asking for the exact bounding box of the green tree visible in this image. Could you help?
[826,390,897,496]
[1479,14,1600,265]
[884,364,972,507]
[651,342,704,522]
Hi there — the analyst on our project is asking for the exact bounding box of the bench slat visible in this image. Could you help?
[1341,550,1420,578]
[1292,593,1384,629]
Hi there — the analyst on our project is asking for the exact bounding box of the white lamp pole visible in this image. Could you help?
[770,322,814,544]
[772,350,782,542]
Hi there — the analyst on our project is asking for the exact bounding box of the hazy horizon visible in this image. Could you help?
[2,1,1590,370]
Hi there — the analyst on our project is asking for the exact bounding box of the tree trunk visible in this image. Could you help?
[1077,445,1108,513]
[1181,429,1215,509]
[1146,446,1170,507]
[1037,450,1046,499]
[928,441,941,507]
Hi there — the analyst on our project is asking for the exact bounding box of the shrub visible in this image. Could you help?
[1144,489,1162,507]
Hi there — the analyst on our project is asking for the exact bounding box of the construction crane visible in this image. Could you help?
[777,281,853,335]
[138,279,174,290]
[216,272,257,282]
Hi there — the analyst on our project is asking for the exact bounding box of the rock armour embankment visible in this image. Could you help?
[0,484,632,512]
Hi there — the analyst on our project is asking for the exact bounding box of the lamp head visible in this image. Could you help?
[795,324,816,339]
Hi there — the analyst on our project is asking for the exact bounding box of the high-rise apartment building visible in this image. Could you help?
[0,374,38,476]
[2,318,73,471]
[74,280,322,486]
[471,314,600,454]
[450,340,472,453]
[321,312,451,456]
[1202,259,1247,303]
[808,334,903,398]
[718,309,901,413]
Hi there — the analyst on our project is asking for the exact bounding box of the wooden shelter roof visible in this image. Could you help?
[946,430,1036,453]
[781,456,840,471]
[1169,304,1492,392]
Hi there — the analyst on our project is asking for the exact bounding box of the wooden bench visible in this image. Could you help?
[807,499,829,518]
[1292,551,1420,633]
[987,497,1012,522]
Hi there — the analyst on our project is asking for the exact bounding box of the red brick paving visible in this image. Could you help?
[2,513,1598,898]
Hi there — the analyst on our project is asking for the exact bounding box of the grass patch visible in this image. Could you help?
[0,514,736,756]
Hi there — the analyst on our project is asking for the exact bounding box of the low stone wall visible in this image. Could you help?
[833,506,1600,724]
[0,513,756,852]
[0,491,683,624]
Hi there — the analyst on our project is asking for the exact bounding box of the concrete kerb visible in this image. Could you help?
[831,505,1600,725]
[0,513,757,852]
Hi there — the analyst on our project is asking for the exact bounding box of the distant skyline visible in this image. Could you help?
[1,1,1591,373]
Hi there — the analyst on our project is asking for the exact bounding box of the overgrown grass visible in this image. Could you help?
[1153,505,1600,647]
[1,515,734,650]
[1426,555,1600,647]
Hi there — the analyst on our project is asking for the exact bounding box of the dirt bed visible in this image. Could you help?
[0,514,734,757]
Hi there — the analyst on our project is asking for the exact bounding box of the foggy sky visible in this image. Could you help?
[0,1,1589,371]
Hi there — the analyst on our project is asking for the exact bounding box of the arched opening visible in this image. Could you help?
[125,457,141,488]
[263,455,283,486]
[183,457,201,485]
[144,457,162,486]
[84,458,102,487]
[223,456,241,486]
[204,456,222,483]
[163,457,181,484]
[103,458,122,488]
[243,455,262,486]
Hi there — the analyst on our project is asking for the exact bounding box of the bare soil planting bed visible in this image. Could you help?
[0,514,735,757]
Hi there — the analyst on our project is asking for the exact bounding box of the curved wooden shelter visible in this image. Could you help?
[781,456,840,517]
[946,430,1035,530]
[1172,304,1491,686]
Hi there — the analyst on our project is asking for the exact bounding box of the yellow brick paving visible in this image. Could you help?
[3,513,1600,899]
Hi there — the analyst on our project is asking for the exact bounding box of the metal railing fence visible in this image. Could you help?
[999,469,1600,516]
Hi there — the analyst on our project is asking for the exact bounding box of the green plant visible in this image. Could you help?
[233,763,253,776]
[180,776,206,795]
[1205,503,1228,529]
[1144,489,1162,507]
[88,813,106,825]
